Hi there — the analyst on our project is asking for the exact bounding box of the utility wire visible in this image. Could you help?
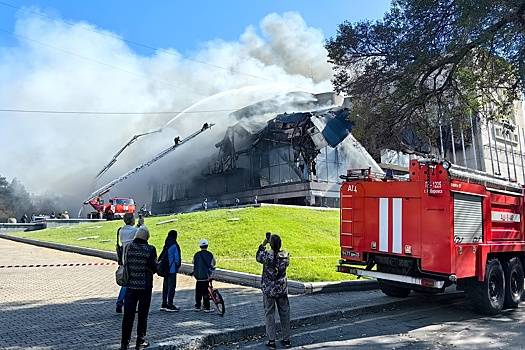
[0,27,199,94]
[0,108,237,115]
[0,0,273,82]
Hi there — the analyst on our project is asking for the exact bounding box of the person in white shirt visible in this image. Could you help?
[116,213,139,313]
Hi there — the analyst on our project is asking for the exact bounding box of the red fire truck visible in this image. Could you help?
[337,159,525,315]
[86,196,135,220]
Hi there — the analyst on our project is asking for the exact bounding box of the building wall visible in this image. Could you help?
[152,139,362,213]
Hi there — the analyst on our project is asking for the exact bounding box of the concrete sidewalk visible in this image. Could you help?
[0,239,416,349]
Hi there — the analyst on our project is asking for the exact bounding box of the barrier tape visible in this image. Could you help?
[0,262,117,269]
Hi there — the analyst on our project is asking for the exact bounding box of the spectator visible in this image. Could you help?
[192,239,216,312]
[160,230,181,312]
[116,213,138,314]
[136,214,145,228]
[20,214,28,223]
[120,226,157,350]
[256,233,291,349]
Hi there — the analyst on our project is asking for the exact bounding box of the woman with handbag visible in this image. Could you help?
[120,226,157,350]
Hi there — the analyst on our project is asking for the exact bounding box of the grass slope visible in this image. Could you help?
[12,206,350,282]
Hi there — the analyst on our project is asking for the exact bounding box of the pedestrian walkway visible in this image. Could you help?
[0,239,395,349]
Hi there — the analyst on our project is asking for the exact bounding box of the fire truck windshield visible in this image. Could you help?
[115,199,134,205]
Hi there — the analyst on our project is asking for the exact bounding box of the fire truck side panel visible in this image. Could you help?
[489,192,522,242]
[454,244,478,278]
[420,191,453,274]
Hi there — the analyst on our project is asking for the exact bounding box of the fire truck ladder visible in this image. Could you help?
[448,163,523,195]
[95,128,162,179]
[79,123,214,217]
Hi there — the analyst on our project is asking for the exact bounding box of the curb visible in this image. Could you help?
[0,234,377,294]
[153,291,465,350]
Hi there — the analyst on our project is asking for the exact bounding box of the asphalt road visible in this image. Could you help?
[215,295,525,350]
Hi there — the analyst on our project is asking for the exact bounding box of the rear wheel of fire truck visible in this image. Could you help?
[466,258,505,315]
[377,280,411,298]
[502,257,524,309]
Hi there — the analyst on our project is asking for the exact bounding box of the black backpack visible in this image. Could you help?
[156,248,170,277]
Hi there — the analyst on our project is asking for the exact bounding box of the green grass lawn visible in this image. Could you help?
[12,206,352,282]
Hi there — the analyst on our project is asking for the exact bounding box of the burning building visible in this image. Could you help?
[151,93,382,213]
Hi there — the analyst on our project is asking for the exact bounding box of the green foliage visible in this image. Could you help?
[0,175,12,219]
[0,175,61,221]
[13,206,352,282]
[326,0,525,154]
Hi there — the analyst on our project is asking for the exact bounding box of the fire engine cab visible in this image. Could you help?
[337,159,525,315]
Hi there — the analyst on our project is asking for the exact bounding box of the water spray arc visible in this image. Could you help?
[94,84,290,178]
[163,84,286,127]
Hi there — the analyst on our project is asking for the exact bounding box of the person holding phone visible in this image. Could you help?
[256,232,291,349]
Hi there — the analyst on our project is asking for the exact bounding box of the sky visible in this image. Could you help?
[0,0,392,210]
[0,0,391,56]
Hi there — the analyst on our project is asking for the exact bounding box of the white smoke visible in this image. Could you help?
[0,10,333,212]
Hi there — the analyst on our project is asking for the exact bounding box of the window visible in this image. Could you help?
[115,198,134,205]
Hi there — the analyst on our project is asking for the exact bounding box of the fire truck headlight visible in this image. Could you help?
[442,160,451,170]
[371,241,377,250]
[404,245,412,255]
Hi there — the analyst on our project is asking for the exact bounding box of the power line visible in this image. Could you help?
[0,0,273,82]
[0,27,195,93]
[0,108,237,115]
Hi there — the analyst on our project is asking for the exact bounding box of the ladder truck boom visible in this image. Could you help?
[80,123,214,217]
[95,128,162,179]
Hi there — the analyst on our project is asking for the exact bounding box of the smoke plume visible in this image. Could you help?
[0,10,333,213]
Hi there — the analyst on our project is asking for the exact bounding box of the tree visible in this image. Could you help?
[8,179,34,219]
[0,176,14,220]
[326,0,525,156]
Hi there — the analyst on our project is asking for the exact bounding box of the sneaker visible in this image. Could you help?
[135,339,149,349]
[281,340,292,348]
[265,340,276,349]
[160,304,168,312]
[194,306,201,312]
[116,305,123,314]
[166,305,180,312]
[203,308,214,313]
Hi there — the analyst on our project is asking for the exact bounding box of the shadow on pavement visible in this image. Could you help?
[217,297,525,350]
[0,287,261,350]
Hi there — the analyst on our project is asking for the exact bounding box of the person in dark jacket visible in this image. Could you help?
[160,230,181,312]
[256,233,291,349]
[120,226,157,350]
[192,239,216,312]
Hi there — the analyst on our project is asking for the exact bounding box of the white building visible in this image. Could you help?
[382,100,525,184]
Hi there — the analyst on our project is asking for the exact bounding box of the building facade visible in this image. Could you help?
[152,94,382,214]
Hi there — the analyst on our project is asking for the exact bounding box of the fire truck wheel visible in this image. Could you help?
[503,257,524,309]
[467,258,505,315]
[378,280,411,298]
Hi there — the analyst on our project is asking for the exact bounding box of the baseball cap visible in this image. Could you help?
[199,239,209,247]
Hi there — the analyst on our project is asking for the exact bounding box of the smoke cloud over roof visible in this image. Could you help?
[0,10,333,212]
